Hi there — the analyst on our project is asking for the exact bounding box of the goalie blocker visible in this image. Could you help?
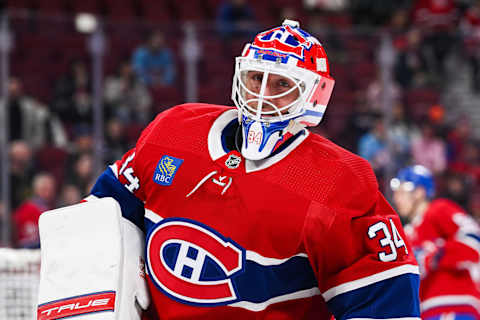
[37,197,150,320]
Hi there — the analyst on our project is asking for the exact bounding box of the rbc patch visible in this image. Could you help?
[153,155,183,186]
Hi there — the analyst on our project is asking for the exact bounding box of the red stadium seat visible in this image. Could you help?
[125,123,145,145]
[171,0,208,21]
[7,0,32,10]
[151,86,183,112]
[326,13,352,28]
[36,146,69,186]
[34,0,67,15]
[138,0,172,23]
[349,61,377,90]
[71,0,103,14]
[199,84,231,105]
[104,0,136,21]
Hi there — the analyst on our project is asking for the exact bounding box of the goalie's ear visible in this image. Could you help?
[38,197,150,320]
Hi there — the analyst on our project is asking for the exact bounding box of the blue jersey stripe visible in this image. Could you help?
[232,255,317,303]
[144,216,157,233]
[90,167,145,231]
[327,273,420,319]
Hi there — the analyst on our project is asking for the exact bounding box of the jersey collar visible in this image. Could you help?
[208,109,309,173]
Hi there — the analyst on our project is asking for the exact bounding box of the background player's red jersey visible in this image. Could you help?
[90,103,420,319]
[405,198,480,315]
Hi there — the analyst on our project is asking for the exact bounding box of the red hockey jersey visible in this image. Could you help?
[90,104,420,319]
[405,198,480,316]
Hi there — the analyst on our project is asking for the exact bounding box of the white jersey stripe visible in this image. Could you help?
[421,295,480,311]
[109,164,119,177]
[145,209,163,224]
[322,264,420,302]
[245,251,308,266]
[229,287,320,312]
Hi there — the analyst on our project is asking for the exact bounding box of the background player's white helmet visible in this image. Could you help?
[232,20,335,160]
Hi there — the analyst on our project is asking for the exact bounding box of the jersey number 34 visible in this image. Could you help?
[368,218,408,262]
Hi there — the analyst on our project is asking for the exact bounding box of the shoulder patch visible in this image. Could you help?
[153,155,184,186]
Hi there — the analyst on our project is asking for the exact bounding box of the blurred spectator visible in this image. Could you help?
[413,0,459,28]
[57,184,82,208]
[104,60,152,125]
[394,28,430,88]
[216,0,257,40]
[427,104,450,141]
[104,118,129,164]
[411,121,447,174]
[64,125,95,195]
[52,59,91,126]
[50,59,94,133]
[303,0,347,11]
[70,124,94,155]
[365,68,403,111]
[306,11,347,63]
[428,103,446,126]
[358,115,390,175]
[344,99,380,152]
[449,139,480,185]
[350,0,409,26]
[460,0,480,92]
[389,8,410,35]
[279,6,299,23]
[446,116,472,164]
[413,0,459,78]
[441,170,472,208]
[9,141,35,210]
[132,30,176,87]
[69,90,94,131]
[13,173,56,248]
[65,153,94,196]
[387,102,416,170]
[7,77,68,150]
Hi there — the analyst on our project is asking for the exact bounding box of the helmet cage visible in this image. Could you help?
[232,56,320,123]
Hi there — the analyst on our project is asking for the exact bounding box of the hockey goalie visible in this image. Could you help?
[37,20,420,319]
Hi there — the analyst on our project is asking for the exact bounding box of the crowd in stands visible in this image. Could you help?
[1,0,480,248]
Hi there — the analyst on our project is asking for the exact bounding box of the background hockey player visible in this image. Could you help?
[38,20,420,319]
[391,165,480,319]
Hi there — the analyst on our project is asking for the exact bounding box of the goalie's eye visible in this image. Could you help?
[277,79,291,88]
[250,72,263,82]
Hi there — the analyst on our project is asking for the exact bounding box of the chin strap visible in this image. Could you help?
[186,170,233,198]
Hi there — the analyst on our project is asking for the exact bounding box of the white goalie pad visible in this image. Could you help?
[37,197,150,320]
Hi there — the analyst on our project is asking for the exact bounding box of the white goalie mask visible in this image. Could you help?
[231,19,335,160]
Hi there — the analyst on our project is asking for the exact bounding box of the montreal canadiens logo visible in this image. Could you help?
[254,26,313,61]
[146,218,245,306]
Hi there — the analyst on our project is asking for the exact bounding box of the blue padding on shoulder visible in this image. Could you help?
[328,273,420,319]
[90,168,145,232]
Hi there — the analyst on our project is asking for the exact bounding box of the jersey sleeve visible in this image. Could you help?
[89,149,146,231]
[304,191,420,319]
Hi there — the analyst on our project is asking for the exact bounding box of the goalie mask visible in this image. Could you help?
[232,19,335,160]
